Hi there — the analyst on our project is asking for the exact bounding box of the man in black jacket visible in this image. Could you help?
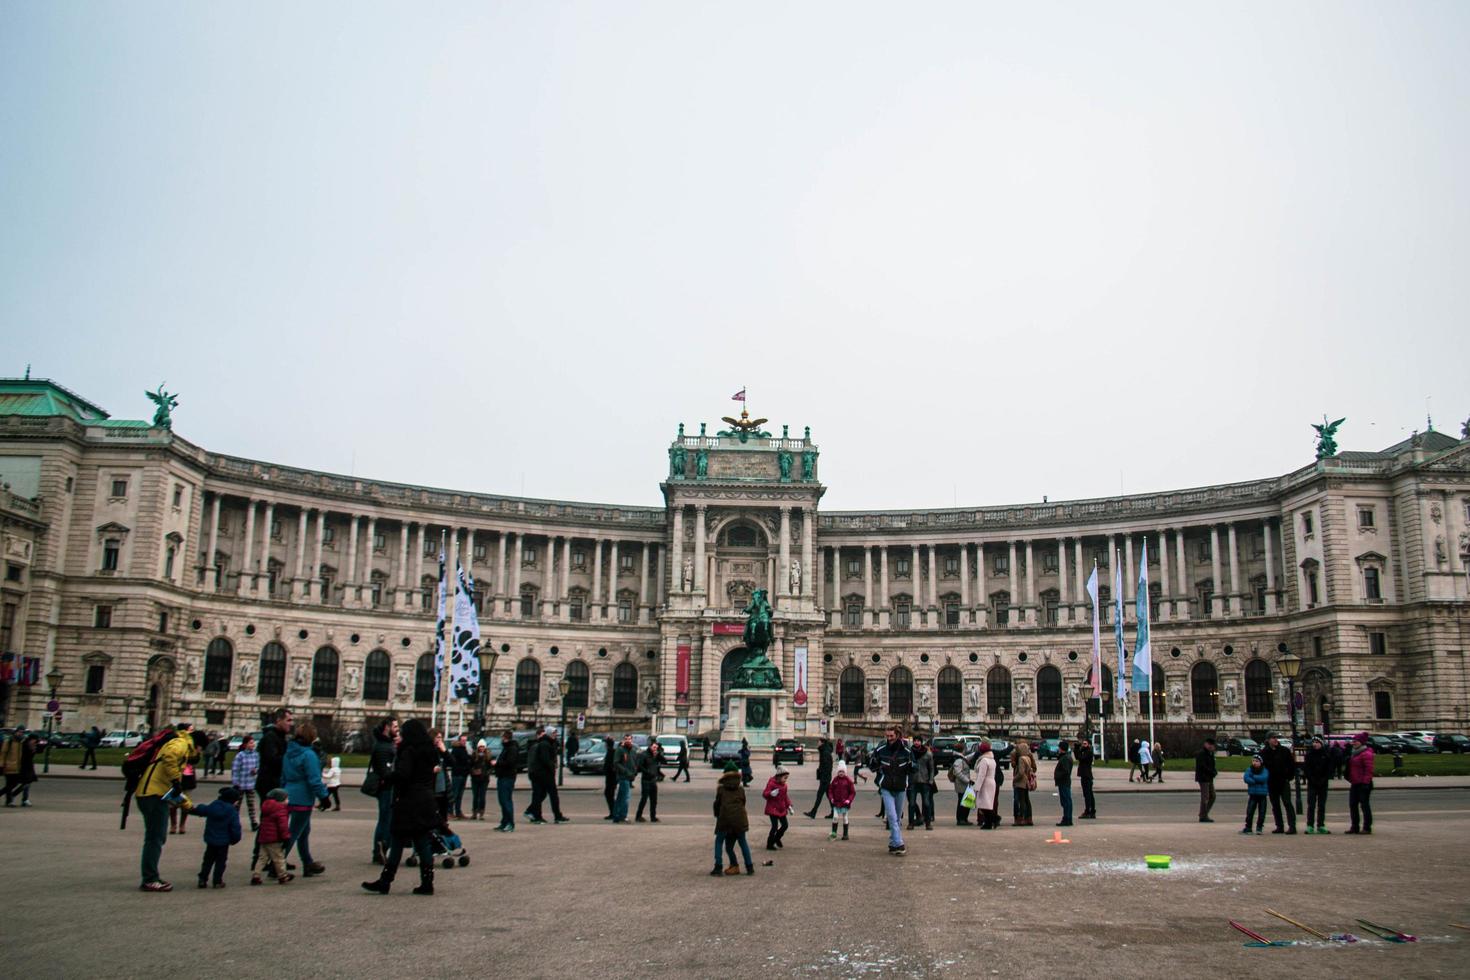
[1054,740,1074,827]
[601,737,617,819]
[1303,735,1332,833]
[525,727,568,824]
[635,742,662,822]
[1195,736,1218,822]
[1261,735,1297,833]
[1075,739,1096,819]
[493,729,520,831]
[805,737,834,820]
[368,718,399,863]
[868,727,913,854]
[449,735,472,819]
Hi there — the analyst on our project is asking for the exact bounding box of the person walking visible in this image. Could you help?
[526,727,569,824]
[493,729,520,832]
[1054,739,1074,827]
[469,740,492,820]
[1345,731,1375,835]
[80,726,102,770]
[1151,741,1165,783]
[1303,735,1332,834]
[600,736,617,819]
[2,731,38,806]
[805,737,833,819]
[256,709,293,800]
[672,741,691,783]
[1194,736,1218,823]
[281,721,329,877]
[565,731,579,767]
[828,760,856,840]
[635,741,663,823]
[910,738,935,831]
[189,786,242,888]
[134,723,194,892]
[362,718,440,895]
[1260,735,1297,834]
[762,766,793,849]
[319,756,342,812]
[1137,739,1154,784]
[905,735,925,828]
[367,718,398,863]
[868,727,914,855]
[711,761,753,876]
[738,738,753,787]
[1128,739,1143,783]
[1075,738,1097,818]
[231,734,260,831]
[448,734,472,820]
[1009,739,1034,827]
[249,789,293,885]
[612,734,638,823]
[1242,754,1270,834]
[202,733,224,778]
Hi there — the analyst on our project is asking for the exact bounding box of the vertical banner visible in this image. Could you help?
[793,643,808,707]
[675,637,691,702]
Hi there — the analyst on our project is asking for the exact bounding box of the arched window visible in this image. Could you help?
[937,666,963,717]
[414,652,436,704]
[258,642,287,697]
[1037,665,1063,716]
[564,661,589,709]
[612,662,638,711]
[1192,661,1220,716]
[204,638,233,693]
[887,666,913,717]
[515,658,541,707]
[364,650,390,703]
[987,666,1012,715]
[1085,663,1115,712]
[1244,659,1273,714]
[839,666,865,716]
[1138,663,1166,715]
[311,646,339,699]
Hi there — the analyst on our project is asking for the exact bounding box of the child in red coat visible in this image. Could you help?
[828,761,856,841]
[762,766,793,851]
[250,788,294,884]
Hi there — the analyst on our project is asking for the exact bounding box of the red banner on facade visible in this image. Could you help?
[712,622,744,635]
[676,642,691,701]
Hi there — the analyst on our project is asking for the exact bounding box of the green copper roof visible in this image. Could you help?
[0,379,114,423]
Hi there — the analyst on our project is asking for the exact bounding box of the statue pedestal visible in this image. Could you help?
[722,687,794,752]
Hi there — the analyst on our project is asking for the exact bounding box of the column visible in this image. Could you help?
[1263,519,1278,614]
[1226,522,1240,617]
[238,500,256,597]
[1174,526,1190,619]
[959,543,970,622]
[312,511,326,602]
[1073,538,1085,621]
[395,520,408,590]
[655,541,666,606]
[1158,529,1171,622]
[294,509,308,599]
[927,543,938,616]
[800,506,814,598]
[1124,534,1136,624]
[829,547,840,625]
[412,524,425,612]
[862,545,873,624]
[538,535,554,617]
[1209,525,1222,618]
[1023,540,1034,627]
[878,545,890,628]
[496,531,509,613]
[976,543,987,627]
[693,506,707,597]
[910,543,921,624]
[561,538,573,621]
[639,541,651,622]
[1057,538,1069,620]
[1007,541,1017,627]
[778,506,792,597]
[363,516,376,604]
[590,538,603,617]
[509,533,523,612]
[341,514,358,606]
[671,507,685,593]
[205,494,222,590]
[607,539,620,616]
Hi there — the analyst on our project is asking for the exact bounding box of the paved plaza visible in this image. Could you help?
[5,766,1469,979]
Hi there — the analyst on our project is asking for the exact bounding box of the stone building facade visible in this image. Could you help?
[1,377,1468,741]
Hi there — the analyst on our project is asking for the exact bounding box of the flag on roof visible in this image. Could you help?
[731,388,746,402]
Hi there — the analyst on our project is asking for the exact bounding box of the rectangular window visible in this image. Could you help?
[944,556,959,576]
[370,581,383,607]
[1369,632,1386,656]
[102,541,120,571]
[94,605,112,629]
[620,553,635,571]
[846,558,861,577]
[945,601,960,626]
[993,554,1009,575]
[158,611,169,632]
[1374,691,1392,720]
[1301,512,1314,537]
[894,600,910,630]
[569,598,584,622]
[1044,596,1059,625]
[421,536,433,555]
[1197,541,1212,563]
[1306,570,1320,606]
[1041,552,1058,573]
[523,546,537,564]
[0,602,16,652]
[1364,567,1381,601]
[85,663,106,694]
[172,485,183,508]
[993,596,1010,626]
[1312,635,1324,658]
[895,557,910,577]
[520,591,535,618]
[844,602,863,627]
[205,708,226,725]
[1357,507,1375,529]
[323,526,336,544]
[5,563,20,582]
[474,544,487,561]
[110,478,128,498]
[617,599,632,622]
[164,546,176,579]
[374,532,386,550]
[573,549,586,568]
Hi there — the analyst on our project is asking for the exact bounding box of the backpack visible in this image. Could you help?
[122,730,175,795]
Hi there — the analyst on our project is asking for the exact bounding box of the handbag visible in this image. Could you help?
[1027,771,1037,791]
[360,769,381,797]
[961,785,977,809]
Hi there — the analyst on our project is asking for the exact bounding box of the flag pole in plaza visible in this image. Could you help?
[1136,539,1155,747]
[1114,550,1129,765]
[1087,561,1104,761]
[443,529,458,733]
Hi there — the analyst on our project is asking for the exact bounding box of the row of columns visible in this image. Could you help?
[667,503,818,602]
[823,519,1282,628]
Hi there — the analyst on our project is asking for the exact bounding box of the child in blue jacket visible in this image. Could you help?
[190,786,243,887]
[1241,755,1270,835]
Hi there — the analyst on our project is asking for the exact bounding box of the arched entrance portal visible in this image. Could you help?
[146,684,161,731]
[1302,668,1333,733]
[720,647,747,729]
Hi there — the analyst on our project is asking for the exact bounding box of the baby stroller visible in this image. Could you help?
[406,829,470,869]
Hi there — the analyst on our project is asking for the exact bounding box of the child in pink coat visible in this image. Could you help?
[827,761,856,841]
[763,766,793,851]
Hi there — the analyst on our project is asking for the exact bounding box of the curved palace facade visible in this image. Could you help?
[2,377,1468,740]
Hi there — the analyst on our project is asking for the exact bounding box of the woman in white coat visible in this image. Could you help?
[971,742,998,830]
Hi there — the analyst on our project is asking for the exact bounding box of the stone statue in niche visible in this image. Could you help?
[869,683,882,711]
[185,655,201,687]
[1223,680,1239,709]
[789,559,801,594]
[396,669,410,696]
[1169,683,1185,712]
[918,684,932,712]
[823,684,836,712]
[238,660,254,686]
[1459,530,1470,555]
[967,683,982,710]
[545,678,560,703]
[681,557,694,592]
[345,665,360,693]
[1429,501,1443,524]
[593,677,609,705]
[644,678,658,704]
[293,662,308,689]
[1066,683,1081,709]
[496,673,511,700]
[1435,535,1447,567]
[1015,681,1030,709]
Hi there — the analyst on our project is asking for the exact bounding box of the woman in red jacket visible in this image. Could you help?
[1346,732,1376,834]
[763,766,793,851]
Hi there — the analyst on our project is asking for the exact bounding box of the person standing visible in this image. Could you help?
[231,734,260,831]
[762,766,793,849]
[1260,735,1297,834]
[169,730,202,834]
[1075,738,1096,818]
[600,736,617,819]
[469,740,492,820]
[1242,754,1269,834]
[738,738,753,787]
[368,718,398,863]
[1345,731,1375,835]
[635,741,663,822]
[612,734,638,823]
[910,738,935,831]
[1128,739,1142,783]
[1054,739,1074,827]
[189,786,242,888]
[1151,741,1165,783]
[565,731,580,767]
[255,708,293,800]
[672,741,692,783]
[526,726,569,824]
[80,726,102,770]
[134,724,193,892]
[493,729,520,832]
[805,737,834,819]
[2,731,39,806]
[319,756,342,812]
[1194,736,1218,823]
[1137,739,1154,784]
[868,726,913,855]
[828,760,856,840]
[362,718,440,895]
[1009,739,1035,827]
[711,761,752,876]
[1303,735,1332,834]
[448,734,472,820]
[281,721,329,876]
[950,750,975,825]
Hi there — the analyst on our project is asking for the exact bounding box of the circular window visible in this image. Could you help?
[1223,644,1234,656]
[400,637,411,647]
[350,633,360,645]
[597,647,608,658]
[550,646,559,656]
[298,629,309,640]
[646,649,657,659]
[1017,652,1028,663]
[1067,651,1078,662]
[1170,647,1181,658]
[500,643,511,653]
[919,653,930,663]
[968,652,979,663]
[871,653,881,664]
[244,624,255,636]
[191,619,202,631]
[823,653,833,664]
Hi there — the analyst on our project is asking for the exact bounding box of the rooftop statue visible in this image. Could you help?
[732,588,783,690]
[718,406,771,443]
[1313,415,1345,459]
[146,384,179,429]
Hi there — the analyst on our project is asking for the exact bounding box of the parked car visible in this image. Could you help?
[1432,732,1470,754]
[709,739,744,768]
[569,739,609,774]
[100,730,143,748]
[47,731,82,750]
[655,735,689,766]
[773,738,805,765]
[929,735,963,769]
[1380,734,1435,754]
[1393,730,1438,748]
[1223,737,1261,757]
[1036,738,1062,760]
[988,739,1014,769]
[227,731,264,752]
[488,730,536,772]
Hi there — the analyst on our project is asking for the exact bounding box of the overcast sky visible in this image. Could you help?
[3,3,1466,511]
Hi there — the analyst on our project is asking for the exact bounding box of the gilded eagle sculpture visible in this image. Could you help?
[717,407,771,443]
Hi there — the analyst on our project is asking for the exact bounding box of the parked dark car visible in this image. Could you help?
[929,735,962,769]
[568,738,609,774]
[773,738,805,765]
[489,730,536,772]
[1223,737,1261,757]
[1036,738,1062,760]
[1433,733,1470,754]
[710,740,744,768]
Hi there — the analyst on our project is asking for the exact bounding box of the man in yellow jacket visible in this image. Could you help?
[136,725,195,892]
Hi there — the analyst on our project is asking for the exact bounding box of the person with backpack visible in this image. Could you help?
[169,730,203,835]
[134,724,195,892]
[2,731,38,806]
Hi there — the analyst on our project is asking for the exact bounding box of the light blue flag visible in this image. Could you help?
[1133,540,1152,692]
[1114,557,1127,699]
[1086,566,1101,697]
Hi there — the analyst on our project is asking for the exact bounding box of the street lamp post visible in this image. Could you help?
[1277,645,1303,815]
[472,651,499,744]
[42,666,63,774]
[557,678,571,787]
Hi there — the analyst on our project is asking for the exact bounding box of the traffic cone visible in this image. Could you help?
[1045,829,1070,844]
